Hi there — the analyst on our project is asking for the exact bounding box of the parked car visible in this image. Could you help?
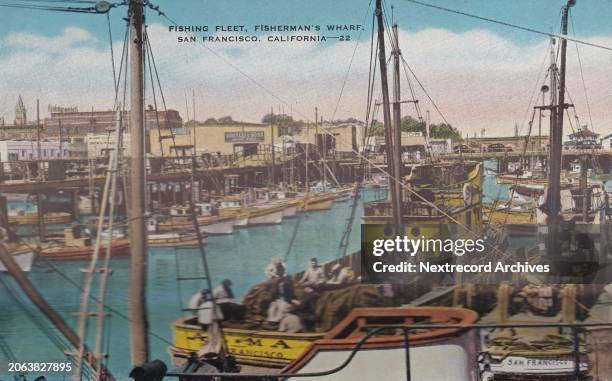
[453,144,475,154]
[487,143,512,152]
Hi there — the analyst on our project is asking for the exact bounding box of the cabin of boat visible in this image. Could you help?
[8,211,72,225]
[41,225,130,260]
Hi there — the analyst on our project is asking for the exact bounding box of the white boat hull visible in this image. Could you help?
[249,210,283,225]
[233,215,249,227]
[282,205,298,218]
[199,219,234,235]
[290,344,473,381]
[0,250,37,272]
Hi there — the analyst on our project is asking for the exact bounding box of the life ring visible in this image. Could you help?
[463,183,473,206]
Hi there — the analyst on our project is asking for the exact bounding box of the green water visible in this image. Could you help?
[0,166,512,380]
[0,196,369,380]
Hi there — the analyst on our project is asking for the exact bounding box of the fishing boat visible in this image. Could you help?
[247,204,286,225]
[171,306,478,371]
[40,226,130,260]
[299,193,335,212]
[146,218,202,247]
[8,211,72,225]
[362,161,483,239]
[217,194,288,226]
[217,196,250,227]
[283,307,479,380]
[269,190,302,218]
[511,184,545,199]
[485,333,588,380]
[280,200,300,218]
[159,205,235,235]
[495,171,551,185]
[0,246,37,272]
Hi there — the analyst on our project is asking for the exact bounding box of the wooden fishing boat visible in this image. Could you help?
[268,190,302,218]
[362,161,484,240]
[218,196,289,226]
[0,245,37,272]
[280,200,299,218]
[159,205,235,235]
[8,211,72,225]
[148,232,202,247]
[40,226,130,260]
[510,184,545,198]
[170,317,324,368]
[217,197,250,227]
[247,204,286,225]
[146,218,202,247]
[283,307,478,380]
[196,215,235,235]
[495,170,551,185]
[299,193,335,212]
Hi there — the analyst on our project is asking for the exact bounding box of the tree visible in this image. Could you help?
[366,116,462,141]
[218,116,234,124]
[429,122,462,141]
[261,113,294,126]
[203,117,218,125]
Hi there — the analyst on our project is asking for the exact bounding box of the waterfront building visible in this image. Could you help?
[0,139,66,162]
[296,122,364,153]
[149,122,281,157]
[86,132,132,158]
[44,106,182,137]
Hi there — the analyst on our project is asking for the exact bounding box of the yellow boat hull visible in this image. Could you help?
[171,317,323,367]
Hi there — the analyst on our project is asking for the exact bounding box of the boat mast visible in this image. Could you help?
[127,0,149,365]
[391,23,405,221]
[547,1,574,219]
[545,0,574,256]
[375,0,403,236]
[321,115,327,191]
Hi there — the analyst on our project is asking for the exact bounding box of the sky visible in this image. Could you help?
[0,0,610,137]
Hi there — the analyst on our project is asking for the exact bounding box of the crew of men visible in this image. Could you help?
[190,257,354,333]
[265,257,354,333]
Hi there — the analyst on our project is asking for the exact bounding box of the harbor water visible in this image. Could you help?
[0,165,526,379]
[0,194,369,379]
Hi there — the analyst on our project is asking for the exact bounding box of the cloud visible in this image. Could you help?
[0,24,610,137]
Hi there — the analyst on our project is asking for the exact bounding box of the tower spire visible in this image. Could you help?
[15,95,26,125]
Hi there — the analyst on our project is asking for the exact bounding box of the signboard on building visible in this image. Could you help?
[401,131,423,137]
[224,131,265,143]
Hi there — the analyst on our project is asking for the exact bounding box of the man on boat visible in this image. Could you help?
[278,306,304,333]
[212,279,235,303]
[189,289,223,326]
[299,257,326,287]
[265,257,287,279]
[212,279,244,321]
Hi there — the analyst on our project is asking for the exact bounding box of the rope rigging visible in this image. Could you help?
[399,0,612,52]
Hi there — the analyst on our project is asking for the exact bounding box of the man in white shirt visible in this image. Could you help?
[189,289,223,326]
[299,258,326,287]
